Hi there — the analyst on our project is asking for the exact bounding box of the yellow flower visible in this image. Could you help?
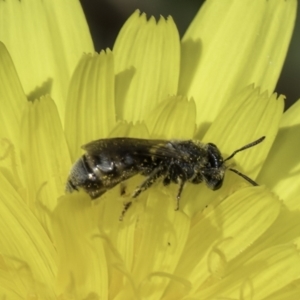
[0,0,299,299]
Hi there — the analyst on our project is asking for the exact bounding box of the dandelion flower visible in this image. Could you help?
[0,0,299,299]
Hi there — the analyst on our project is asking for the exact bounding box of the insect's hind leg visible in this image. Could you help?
[132,165,165,198]
[119,166,164,221]
[119,201,132,221]
[175,178,185,211]
[120,166,165,220]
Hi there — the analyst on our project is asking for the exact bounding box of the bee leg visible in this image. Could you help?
[120,166,164,221]
[120,183,127,196]
[175,178,185,211]
[133,166,164,198]
[163,176,171,186]
[119,201,132,221]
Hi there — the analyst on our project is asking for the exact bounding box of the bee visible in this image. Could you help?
[66,136,265,218]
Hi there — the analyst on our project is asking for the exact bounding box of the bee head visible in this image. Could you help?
[199,136,265,190]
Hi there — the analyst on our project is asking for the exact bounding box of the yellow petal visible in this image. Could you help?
[197,244,300,299]
[21,96,70,231]
[0,171,56,298]
[53,193,108,299]
[0,42,26,143]
[146,96,196,139]
[258,99,300,210]
[203,86,284,181]
[0,0,94,120]
[179,0,296,125]
[240,244,300,299]
[109,121,150,138]
[0,43,27,188]
[211,187,280,261]
[166,186,280,296]
[131,190,190,299]
[65,177,190,298]
[113,10,180,122]
[65,51,116,160]
[263,280,300,300]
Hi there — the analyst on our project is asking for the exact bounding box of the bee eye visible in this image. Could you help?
[207,143,223,168]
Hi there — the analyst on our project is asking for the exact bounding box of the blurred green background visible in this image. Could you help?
[80,0,299,110]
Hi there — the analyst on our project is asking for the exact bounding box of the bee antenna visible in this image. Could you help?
[224,136,265,163]
[228,168,258,186]
[223,136,265,186]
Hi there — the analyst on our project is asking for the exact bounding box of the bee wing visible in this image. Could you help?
[82,137,185,160]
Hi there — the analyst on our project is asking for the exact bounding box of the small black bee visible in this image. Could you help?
[66,136,265,217]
